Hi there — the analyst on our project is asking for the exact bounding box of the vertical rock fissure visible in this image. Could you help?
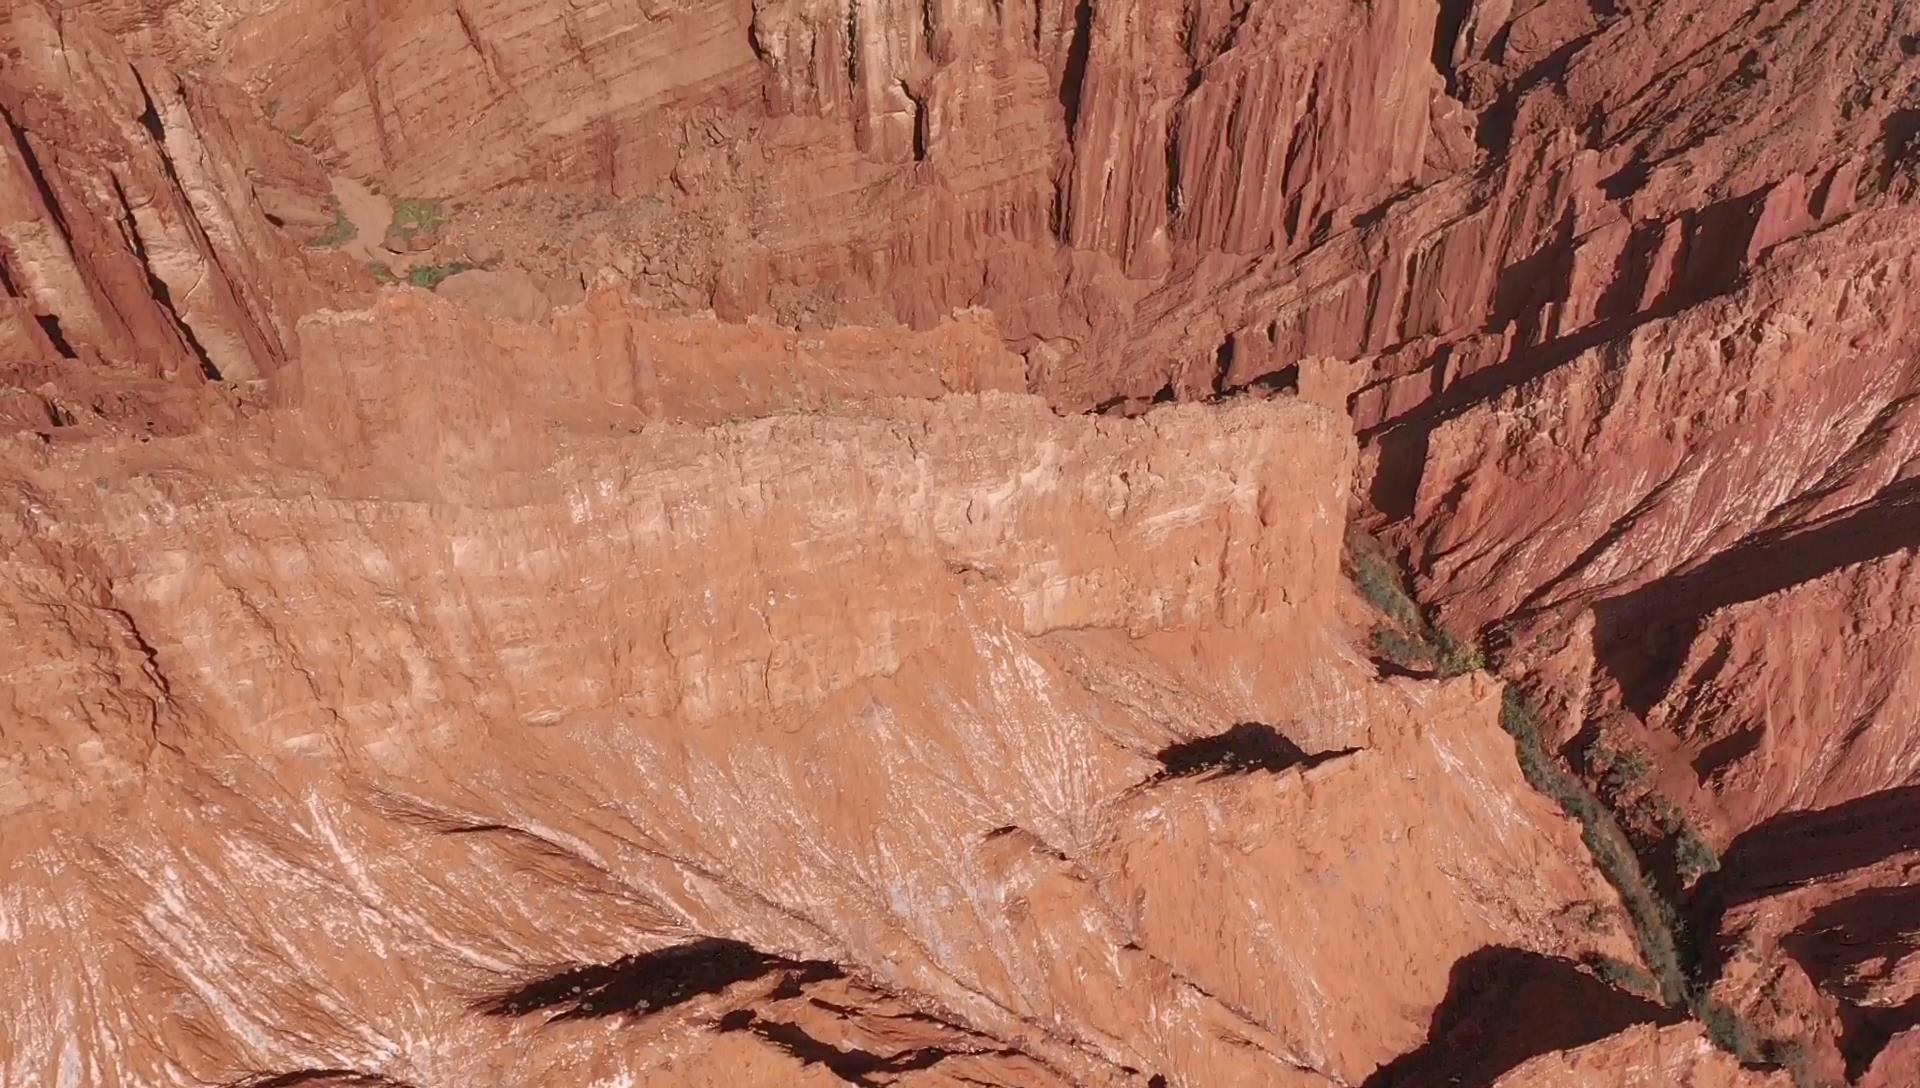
[1058,0,1093,144]
[845,0,862,89]
[1429,0,1473,97]
[107,172,223,381]
[34,314,77,358]
[3,105,78,246]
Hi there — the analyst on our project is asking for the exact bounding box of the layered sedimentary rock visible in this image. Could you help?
[1696,787,1920,1086]
[7,0,1920,1083]
[1,1,348,387]
[1488,1024,1787,1088]
[1,294,1641,1085]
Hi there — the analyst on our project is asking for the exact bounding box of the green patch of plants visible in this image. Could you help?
[1605,746,1652,791]
[310,197,355,248]
[406,262,477,289]
[1675,821,1722,884]
[1431,629,1486,677]
[385,198,447,246]
[1764,1040,1820,1088]
[1698,997,1757,1061]
[1345,530,1483,677]
[1350,541,1778,1065]
[1589,955,1660,998]
[1370,629,1433,671]
[1499,687,1690,1006]
[1348,543,1421,628]
[369,261,397,284]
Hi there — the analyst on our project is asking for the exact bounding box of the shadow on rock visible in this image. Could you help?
[1702,786,1920,917]
[227,1073,421,1088]
[475,937,843,1021]
[1154,722,1356,780]
[716,1010,968,1087]
[1362,947,1679,1088]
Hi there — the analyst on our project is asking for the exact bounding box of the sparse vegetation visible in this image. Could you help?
[406,262,476,289]
[1675,821,1722,884]
[369,261,397,284]
[1431,629,1486,677]
[1348,539,1421,628]
[1764,1039,1821,1088]
[1345,530,1481,677]
[1698,996,1757,1061]
[1589,955,1660,998]
[385,198,447,247]
[311,196,355,248]
[1604,745,1652,791]
[1499,687,1689,1006]
[1370,629,1433,671]
[1356,543,1773,1064]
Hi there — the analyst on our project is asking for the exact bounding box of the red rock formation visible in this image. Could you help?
[1696,787,1920,1085]
[1,299,1644,1083]
[1488,1024,1788,1087]
[1,0,350,389]
[7,0,1920,1083]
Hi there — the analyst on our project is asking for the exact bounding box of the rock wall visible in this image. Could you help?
[1,303,1638,1084]
[0,1,348,388]
[6,0,1920,1083]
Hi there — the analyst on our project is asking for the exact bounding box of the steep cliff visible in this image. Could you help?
[3,289,1647,1085]
[5,0,1919,1084]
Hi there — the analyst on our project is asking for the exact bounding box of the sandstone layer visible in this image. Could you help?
[3,0,1918,1084]
[4,289,1646,1086]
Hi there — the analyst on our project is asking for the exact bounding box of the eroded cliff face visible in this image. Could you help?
[0,1,356,389]
[3,287,1653,1086]
[4,0,1919,1084]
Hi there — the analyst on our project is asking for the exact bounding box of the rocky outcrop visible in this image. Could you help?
[1,1,347,388]
[8,0,1920,1083]
[0,283,1654,1085]
[1694,787,1920,1085]
[1487,1024,1789,1088]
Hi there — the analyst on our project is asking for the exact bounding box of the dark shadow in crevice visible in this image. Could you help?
[1154,722,1356,780]
[1879,108,1920,190]
[1590,477,1920,717]
[226,1073,421,1088]
[475,937,843,1022]
[1430,0,1474,96]
[717,1011,970,1086]
[1837,994,1920,1081]
[1778,883,1920,1077]
[1475,33,1599,157]
[35,313,77,359]
[1362,947,1678,1088]
[1689,723,1762,783]
[1058,0,1093,142]
[1688,786,1920,994]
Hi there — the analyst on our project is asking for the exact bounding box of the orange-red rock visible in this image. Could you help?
[7,0,1920,1083]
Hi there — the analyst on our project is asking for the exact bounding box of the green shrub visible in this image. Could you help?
[1350,551,1420,628]
[1764,1040,1820,1088]
[1499,687,1688,1006]
[311,197,355,248]
[1605,746,1652,790]
[1432,629,1486,677]
[1698,998,1756,1061]
[406,262,476,289]
[1371,629,1433,670]
[1590,956,1659,997]
[385,198,447,246]
[369,261,396,284]
[1676,822,1721,883]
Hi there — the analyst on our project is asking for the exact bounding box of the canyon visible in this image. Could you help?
[2,0,1916,1085]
